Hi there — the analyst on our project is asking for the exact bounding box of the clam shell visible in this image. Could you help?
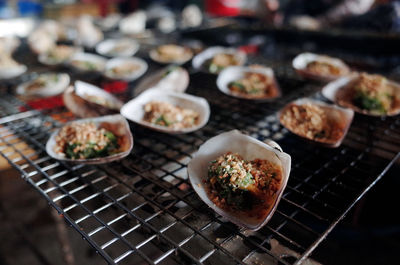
[133,66,189,96]
[95,38,140,57]
[322,73,400,117]
[279,98,354,148]
[104,57,148,81]
[0,63,27,79]
[45,114,133,164]
[292,52,350,82]
[121,89,210,134]
[119,11,147,35]
[16,73,70,97]
[38,46,83,66]
[63,81,123,118]
[192,46,247,74]
[217,66,281,101]
[68,53,107,73]
[187,130,291,230]
[149,45,193,65]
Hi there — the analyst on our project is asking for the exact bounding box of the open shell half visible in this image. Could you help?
[16,73,70,98]
[292,52,350,82]
[0,58,27,80]
[104,57,148,82]
[121,89,210,134]
[217,66,281,101]
[279,98,354,148]
[149,44,193,65]
[133,65,189,96]
[68,53,107,73]
[63,80,123,118]
[38,46,83,66]
[46,114,133,164]
[322,73,400,116]
[187,130,291,230]
[192,46,247,74]
[95,38,140,57]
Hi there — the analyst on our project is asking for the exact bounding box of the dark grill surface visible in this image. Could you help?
[0,42,399,265]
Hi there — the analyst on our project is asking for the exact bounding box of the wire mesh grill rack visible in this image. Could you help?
[1,51,400,265]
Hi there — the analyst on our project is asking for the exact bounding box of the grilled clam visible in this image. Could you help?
[188,130,291,230]
[104,57,148,81]
[133,65,189,96]
[121,89,210,134]
[279,98,354,147]
[63,81,123,118]
[322,72,400,116]
[192,46,246,74]
[149,44,193,65]
[293,52,350,82]
[46,114,133,164]
[16,73,70,98]
[217,66,281,100]
[96,38,140,57]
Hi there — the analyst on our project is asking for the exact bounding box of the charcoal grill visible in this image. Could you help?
[0,36,399,265]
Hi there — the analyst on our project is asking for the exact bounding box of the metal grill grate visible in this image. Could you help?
[1,54,399,265]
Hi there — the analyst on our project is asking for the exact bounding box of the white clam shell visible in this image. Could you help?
[149,45,193,65]
[217,66,281,101]
[187,130,291,230]
[68,53,107,73]
[133,66,189,96]
[76,16,103,48]
[16,73,70,97]
[119,11,147,35]
[0,63,27,79]
[322,73,400,117]
[279,98,354,148]
[38,46,83,66]
[63,81,123,118]
[292,52,350,82]
[104,57,148,81]
[46,114,133,164]
[95,38,140,57]
[192,46,247,74]
[121,89,210,134]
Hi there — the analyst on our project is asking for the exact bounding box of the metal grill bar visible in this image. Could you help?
[0,49,399,265]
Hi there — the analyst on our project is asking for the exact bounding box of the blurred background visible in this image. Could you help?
[1,1,400,265]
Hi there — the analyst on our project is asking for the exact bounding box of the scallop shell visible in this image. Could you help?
[217,66,281,100]
[149,45,193,65]
[45,114,133,164]
[121,89,210,134]
[104,57,148,82]
[187,130,291,230]
[38,46,83,66]
[192,46,247,74]
[16,73,70,97]
[0,62,27,79]
[133,65,189,96]
[279,98,354,148]
[292,52,350,82]
[68,53,107,73]
[322,73,400,117]
[63,80,123,118]
[95,14,122,31]
[95,39,140,57]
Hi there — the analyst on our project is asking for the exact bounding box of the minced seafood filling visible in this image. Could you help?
[353,73,394,114]
[207,152,282,219]
[55,122,119,159]
[228,72,277,98]
[306,61,343,76]
[280,103,330,140]
[143,101,199,129]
